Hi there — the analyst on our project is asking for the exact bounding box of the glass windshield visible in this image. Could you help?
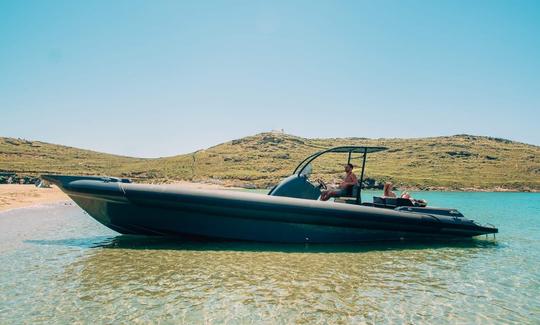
[303,152,353,185]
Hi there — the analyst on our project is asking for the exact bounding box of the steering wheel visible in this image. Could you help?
[316,179,327,190]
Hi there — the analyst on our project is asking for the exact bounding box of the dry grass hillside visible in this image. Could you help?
[1,133,539,191]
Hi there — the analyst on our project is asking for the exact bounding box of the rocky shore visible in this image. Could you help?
[0,173,40,185]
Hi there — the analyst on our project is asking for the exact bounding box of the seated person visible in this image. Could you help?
[382,182,397,198]
[320,163,358,201]
[400,191,428,207]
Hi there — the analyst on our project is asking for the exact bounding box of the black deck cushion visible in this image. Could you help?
[385,197,397,207]
[396,198,414,207]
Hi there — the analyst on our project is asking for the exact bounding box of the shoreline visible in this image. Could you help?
[394,186,540,193]
[0,185,71,213]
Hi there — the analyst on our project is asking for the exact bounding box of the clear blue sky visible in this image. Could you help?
[1,0,539,157]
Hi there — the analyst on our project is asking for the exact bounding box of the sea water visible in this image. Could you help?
[0,191,539,324]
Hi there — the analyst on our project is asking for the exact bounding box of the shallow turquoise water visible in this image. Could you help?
[0,191,539,324]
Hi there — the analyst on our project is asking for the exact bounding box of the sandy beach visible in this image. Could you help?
[0,185,70,212]
[0,182,239,213]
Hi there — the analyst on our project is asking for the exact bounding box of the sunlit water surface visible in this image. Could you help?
[1,191,539,324]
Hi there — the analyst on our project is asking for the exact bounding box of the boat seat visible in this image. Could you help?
[373,196,415,209]
[333,184,359,204]
[351,184,359,197]
[385,197,398,208]
[373,196,386,208]
[396,198,415,207]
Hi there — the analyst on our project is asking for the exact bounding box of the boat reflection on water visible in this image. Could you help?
[28,234,499,252]
[90,234,499,252]
[53,235,500,324]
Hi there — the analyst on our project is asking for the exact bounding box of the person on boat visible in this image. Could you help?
[320,163,358,201]
[400,191,428,207]
[400,191,412,199]
[382,182,397,198]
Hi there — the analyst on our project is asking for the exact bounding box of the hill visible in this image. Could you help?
[1,133,539,191]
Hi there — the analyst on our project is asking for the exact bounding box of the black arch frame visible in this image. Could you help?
[293,146,387,204]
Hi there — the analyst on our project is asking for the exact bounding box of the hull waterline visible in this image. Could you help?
[42,175,498,244]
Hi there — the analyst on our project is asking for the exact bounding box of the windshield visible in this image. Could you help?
[299,163,312,178]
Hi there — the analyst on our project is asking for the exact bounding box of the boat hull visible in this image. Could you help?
[43,175,498,243]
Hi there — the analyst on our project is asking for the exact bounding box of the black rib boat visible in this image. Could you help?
[42,146,498,243]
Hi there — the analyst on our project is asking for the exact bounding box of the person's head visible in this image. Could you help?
[344,163,354,173]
